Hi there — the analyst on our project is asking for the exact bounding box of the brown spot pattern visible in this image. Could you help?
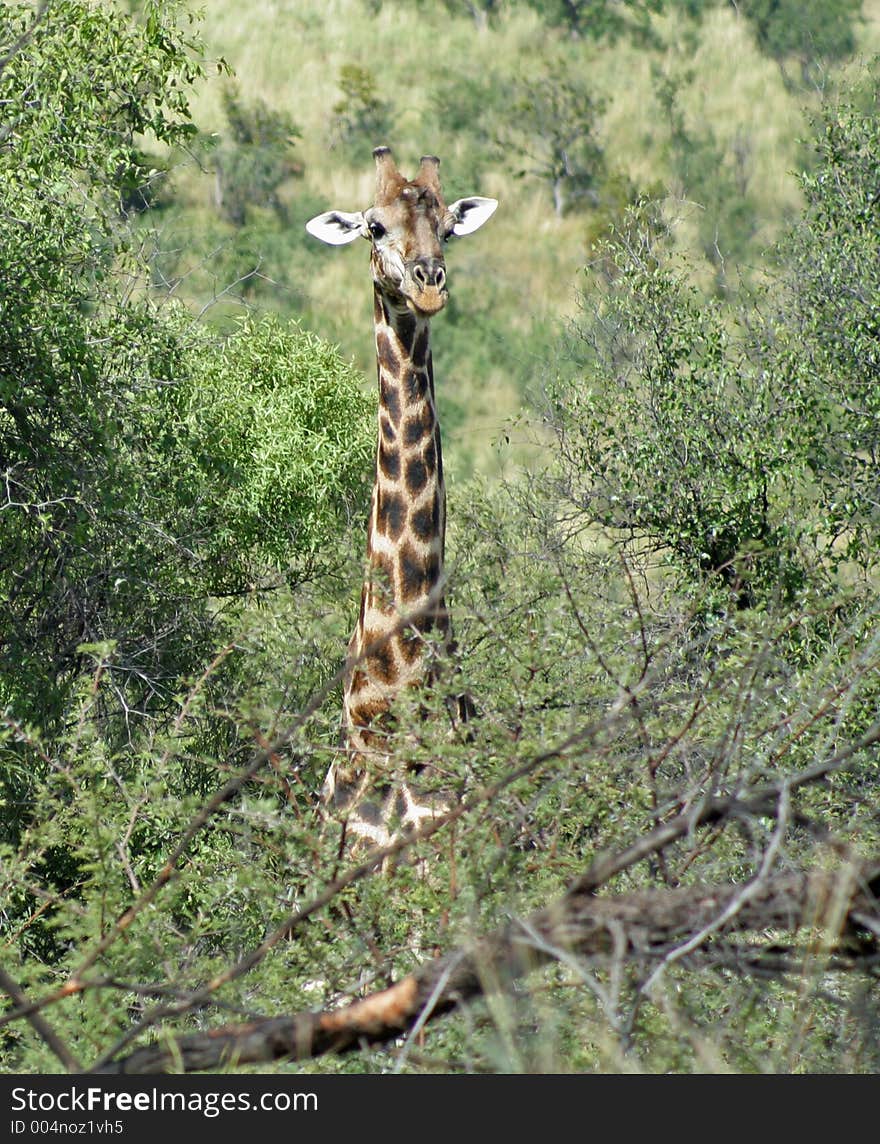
[399,628,424,664]
[378,443,400,480]
[405,455,428,497]
[376,329,399,375]
[398,541,427,601]
[403,409,431,448]
[410,493,441,542]
[380,375,401,424]
[378,491,406,539]
[366,640,398,685]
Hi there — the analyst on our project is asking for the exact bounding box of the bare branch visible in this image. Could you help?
[0,964,81,1072]
[92,858,880,1074]
[89,716,880,1073]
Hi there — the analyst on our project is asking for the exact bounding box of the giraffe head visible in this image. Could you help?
[306,147,497,317]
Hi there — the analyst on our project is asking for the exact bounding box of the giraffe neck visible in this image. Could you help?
[342,286,449,757]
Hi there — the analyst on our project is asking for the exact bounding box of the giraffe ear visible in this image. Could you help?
[446,196,498,237]
[305,210,366,246]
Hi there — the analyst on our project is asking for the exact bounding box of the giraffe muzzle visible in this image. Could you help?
[409,287,448,316]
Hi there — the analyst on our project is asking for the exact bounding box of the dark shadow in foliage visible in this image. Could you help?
[493,71,607,218]
[523,0,663,45]
[737,0,863,88]
[328,63,392,162]
[211,85,303,226]
[652,67,763,293]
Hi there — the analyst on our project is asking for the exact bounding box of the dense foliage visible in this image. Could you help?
[1,0,879,1078]
[0,0,370,888]
[0,0,372,710]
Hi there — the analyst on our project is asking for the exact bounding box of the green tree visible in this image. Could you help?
[544,213,809,609]
[329,63,391,157]
[0,0,371,737]
[211,84,302,226]
[0,0,205,727]
[524,0,662,43]
[772,89,880,572]
[541,76,880,611]
[0,0,374,995]
[174,315,373,584]
[494,71,606,217]
[738,0,863,84]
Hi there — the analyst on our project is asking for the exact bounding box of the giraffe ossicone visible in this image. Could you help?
[306,147,497,850]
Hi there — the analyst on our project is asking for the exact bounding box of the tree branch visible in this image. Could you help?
[93,857,880,1074]
[0,0,49,81]
[89,713,880,1073]
[0,964,81,1072]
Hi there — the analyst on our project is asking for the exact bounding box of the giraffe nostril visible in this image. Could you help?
[412,259,445,289]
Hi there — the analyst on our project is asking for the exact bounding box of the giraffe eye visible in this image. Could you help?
[368,220,386,240]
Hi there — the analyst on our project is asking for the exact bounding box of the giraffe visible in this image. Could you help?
[306,147,497,850]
